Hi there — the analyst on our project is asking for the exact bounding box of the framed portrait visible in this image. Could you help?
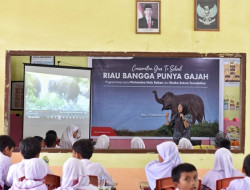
[136,0,160,34]
[194,0,220,31]
[30,56,55,65]
[11,81,24,110]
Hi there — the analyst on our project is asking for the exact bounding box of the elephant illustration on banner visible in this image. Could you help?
[153,90,205,124]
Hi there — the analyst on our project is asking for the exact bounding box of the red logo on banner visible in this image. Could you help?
[91,127,117,136]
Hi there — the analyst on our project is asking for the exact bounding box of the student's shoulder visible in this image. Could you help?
[227,178,244,189]
[0,153,11,162]
[9,160,24,169]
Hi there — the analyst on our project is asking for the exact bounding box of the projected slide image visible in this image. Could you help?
[25,72,90,119]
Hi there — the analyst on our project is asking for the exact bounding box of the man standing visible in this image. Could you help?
[139,4,158,29]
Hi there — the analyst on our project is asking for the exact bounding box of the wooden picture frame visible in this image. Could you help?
[194,0,220,31]
[30,56,55,65]
[136,0,160,34]
[11,81,24,110]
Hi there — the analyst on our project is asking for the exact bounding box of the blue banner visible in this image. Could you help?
[91,57,219,136]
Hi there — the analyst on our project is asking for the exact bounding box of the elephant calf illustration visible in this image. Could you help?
[153,90,205,123]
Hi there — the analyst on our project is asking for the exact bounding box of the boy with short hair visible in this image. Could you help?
[46,130,60,148]
[5,137,43,187]
[227,154,250,189]
[45,134,57,148]
[72,139,114,186]
[0,135,15,189]
[171,163,199,190]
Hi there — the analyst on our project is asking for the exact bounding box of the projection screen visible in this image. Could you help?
[23,64,91,139]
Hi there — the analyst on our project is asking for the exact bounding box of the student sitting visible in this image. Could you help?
[33,136,46,148]
[6,137,47,187]
[217,138,231,149]
[45,134,57,148]
[56,157,98,190]
[178,138,193,149]
[0,135,15,189]
[172,163,199,190]
[9,158,48,190]
[59,125,80,148]
[202,148,243,190]
[227,154,250,190]
[131,137,145,149]
[72,139,114,186]
[46,130,60,148]
[145,141,182,190]
[94,135,110,149]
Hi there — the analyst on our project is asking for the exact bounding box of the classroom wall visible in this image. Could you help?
[0,0,250,189]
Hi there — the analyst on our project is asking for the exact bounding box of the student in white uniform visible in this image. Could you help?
[172,163,199,190]
[45,130,60,148]
[131,137,145,149]
[227,154,250,190]
[0,135,15,189]
[45,134,57,148]
[145,141,182,190]
[94,135,110,149]
[202,148,243,190]
[56,157,98,190]
[5,137,43,187]
[59,124,80,148]
[72,139,114,186]
[10,158,48,190]
[33,136,46,148]
[178,138,193,149]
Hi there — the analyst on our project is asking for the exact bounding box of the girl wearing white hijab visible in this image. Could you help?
[56,157,97,190]
[59,125,80,148]
[178,138,193,149]
[227,154,250,190]
[202,148,243,190]
[10,158,48,190]
[94,135,110,149]
[131,137,145,149]
[145,141,182,190]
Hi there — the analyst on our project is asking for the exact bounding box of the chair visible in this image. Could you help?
[156,177,202,190]
[89,175,98,186]
[155,177,175,190]
[216,176,244,190]
[44,174,61,190]
[139,181,150,190]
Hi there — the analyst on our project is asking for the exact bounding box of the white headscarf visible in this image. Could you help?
[131,137,145,149]
[59,125,80,148]
[10,158,48,190]
[178,138,193,149]
[57,157,98,190]
[202,148,243,190]
[145,141,182,190]
[94,135,110,149]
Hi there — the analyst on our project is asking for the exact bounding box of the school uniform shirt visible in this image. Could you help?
[6,159,28,187]
[145,141,182,190]
[227,176,250,190]
[0,152,12,188]
[59,125,80,148]
[56,157,98,190]
[202,148,243,190]
[94,135,110,149]
[131,137,145,149]
[81,159,114,186]
[6,159,52,187]
[9,158,48,190]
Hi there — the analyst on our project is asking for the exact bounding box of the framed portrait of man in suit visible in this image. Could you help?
[194,0,220,31]
[136,0,160,34]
